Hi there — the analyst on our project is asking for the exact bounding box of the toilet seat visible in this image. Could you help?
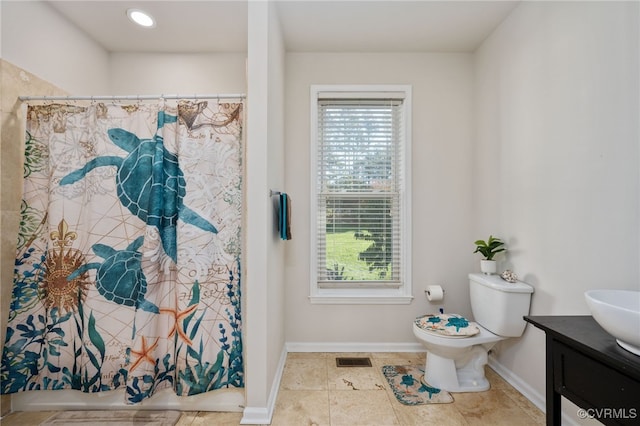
[414,313,480,338]
[413,321,505,348]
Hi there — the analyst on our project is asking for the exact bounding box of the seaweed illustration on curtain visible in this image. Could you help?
[123,259,243,403]
[2,102,244,403]
[175,259,244,396]
[2,308,72,393]
[1,128,65,393]
[125,338,176,404]
[65,301,129,393]
[6,132,49,322]
[222,260,243,388]
[8,239,45,323]
[23,130,47,179]
[1,218,116,394]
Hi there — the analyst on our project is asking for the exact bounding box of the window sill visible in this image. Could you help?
[309,295,413,305]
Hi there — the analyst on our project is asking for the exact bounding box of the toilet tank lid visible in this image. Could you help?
[469,273,534,294]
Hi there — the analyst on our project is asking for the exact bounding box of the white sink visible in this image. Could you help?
[585,289,640,356]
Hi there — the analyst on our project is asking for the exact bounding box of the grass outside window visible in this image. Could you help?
[325,230,390,281]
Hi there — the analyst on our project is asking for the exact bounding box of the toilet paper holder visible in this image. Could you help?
[424,285,445,301]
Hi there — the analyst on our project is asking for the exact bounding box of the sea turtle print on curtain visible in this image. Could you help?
[1,100,244,403]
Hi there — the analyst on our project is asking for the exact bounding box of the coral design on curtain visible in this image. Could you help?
[1,100,243,403]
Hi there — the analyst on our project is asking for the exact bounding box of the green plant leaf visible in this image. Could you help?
[189,281,200,306]
[88,312,106,359]
[474,235,505,260]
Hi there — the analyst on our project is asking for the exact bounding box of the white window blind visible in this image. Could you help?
[315,97,404,288]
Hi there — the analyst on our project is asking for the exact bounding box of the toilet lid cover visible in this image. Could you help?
[415,314,480,338]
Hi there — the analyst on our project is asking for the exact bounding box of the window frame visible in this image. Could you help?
[309,85,412,304]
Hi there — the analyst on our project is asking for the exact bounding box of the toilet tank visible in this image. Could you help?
[469,273,534,337]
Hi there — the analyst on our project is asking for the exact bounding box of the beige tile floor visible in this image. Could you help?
[0,352,544,425]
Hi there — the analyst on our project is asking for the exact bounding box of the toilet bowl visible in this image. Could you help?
[413,273,534,393]
[412,319,504,392]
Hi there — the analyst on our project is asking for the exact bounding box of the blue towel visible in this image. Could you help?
[279,193,291,240]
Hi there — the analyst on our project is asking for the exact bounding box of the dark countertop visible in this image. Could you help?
[524,315,640,381]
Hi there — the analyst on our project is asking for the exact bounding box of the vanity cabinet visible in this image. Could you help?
[524,316,640,426]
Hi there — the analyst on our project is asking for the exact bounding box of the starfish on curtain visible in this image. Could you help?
[128,336,159,373]
[160,303,198,346]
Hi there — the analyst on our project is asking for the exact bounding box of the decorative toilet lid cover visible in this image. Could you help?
[415,314,480,338]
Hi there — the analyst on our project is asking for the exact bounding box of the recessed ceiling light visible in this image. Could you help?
[127,9,155,28]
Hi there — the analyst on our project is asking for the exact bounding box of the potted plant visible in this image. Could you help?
[473,235,505,275]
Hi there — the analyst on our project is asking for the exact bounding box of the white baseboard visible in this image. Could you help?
[487,356,545,410]
[488,356,579,426]
[240,407,273,425]
[285,341,424,353]
[239,407,270,425]
[240,345,287,425]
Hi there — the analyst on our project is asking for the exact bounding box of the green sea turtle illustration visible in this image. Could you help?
[67,236,158,313]
[60,112,217,261]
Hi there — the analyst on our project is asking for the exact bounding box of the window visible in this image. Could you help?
[310,85,412,304]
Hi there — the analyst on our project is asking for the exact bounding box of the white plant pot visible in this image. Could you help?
[480,260,497,275]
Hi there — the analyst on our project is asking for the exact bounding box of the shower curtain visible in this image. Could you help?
[1,100,244,403]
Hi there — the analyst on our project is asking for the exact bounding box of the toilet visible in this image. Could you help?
[413,273,534,392]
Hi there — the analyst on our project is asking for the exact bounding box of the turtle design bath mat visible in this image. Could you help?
[382,365,454,405]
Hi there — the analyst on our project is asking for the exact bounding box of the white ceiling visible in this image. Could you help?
[47,0,520,53]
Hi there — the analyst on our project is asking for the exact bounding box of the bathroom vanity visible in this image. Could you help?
[524,316,640,426]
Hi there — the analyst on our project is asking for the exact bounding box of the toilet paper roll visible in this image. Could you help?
[426,285,444,302]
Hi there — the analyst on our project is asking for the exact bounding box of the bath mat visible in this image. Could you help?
[382,365,454,405]
[40,410,182,425]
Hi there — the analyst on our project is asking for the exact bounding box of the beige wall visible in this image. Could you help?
[265,0,286,413]
[0,59,69,416]
[242,1,286,421]
[284,52,476,344]
[1,1,109,95]
[475,2,639,423]
[108,53,247,95]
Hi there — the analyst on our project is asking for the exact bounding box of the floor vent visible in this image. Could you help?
[335,357,372,367]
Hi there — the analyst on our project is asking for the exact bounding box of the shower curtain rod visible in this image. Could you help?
[18,93,246,102]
